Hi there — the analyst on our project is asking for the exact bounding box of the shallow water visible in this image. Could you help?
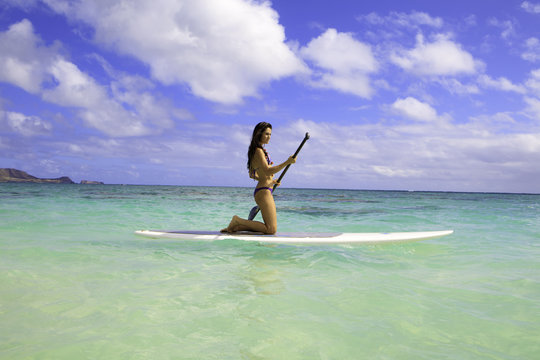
[1,184,539,359]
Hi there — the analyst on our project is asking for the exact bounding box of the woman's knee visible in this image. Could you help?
[265,224,277,235]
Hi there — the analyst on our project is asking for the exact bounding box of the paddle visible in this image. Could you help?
[248,132,310,220]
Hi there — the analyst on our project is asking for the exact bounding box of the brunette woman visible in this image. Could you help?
[221,122,295,234]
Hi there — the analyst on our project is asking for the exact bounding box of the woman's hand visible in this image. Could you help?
[272,179,281,187]
[286,156,296,165]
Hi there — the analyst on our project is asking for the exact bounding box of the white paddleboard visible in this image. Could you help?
[134,229,453,245]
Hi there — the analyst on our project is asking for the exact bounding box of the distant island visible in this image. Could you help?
[0,168,103,184]
[80,180,105,185]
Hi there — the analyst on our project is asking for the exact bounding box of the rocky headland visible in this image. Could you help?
[0,168,100,184]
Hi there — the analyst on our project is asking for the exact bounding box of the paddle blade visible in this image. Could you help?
[248,205,260,220]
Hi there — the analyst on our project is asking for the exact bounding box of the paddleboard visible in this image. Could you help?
[134,229,453,245]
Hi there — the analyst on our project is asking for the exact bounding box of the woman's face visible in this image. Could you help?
[260,127,272,145]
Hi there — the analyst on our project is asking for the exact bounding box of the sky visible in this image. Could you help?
[1,0,539,193]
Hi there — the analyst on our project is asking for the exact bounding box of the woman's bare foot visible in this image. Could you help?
[221,215,241,233]
[220,217,232,233]
[229,215,241,232]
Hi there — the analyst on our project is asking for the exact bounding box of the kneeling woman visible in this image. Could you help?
[221,122,296,234]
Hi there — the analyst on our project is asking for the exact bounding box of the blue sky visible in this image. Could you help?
[1,0,539,193]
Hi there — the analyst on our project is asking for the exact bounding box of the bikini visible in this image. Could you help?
[253,186,273,196]
[253,148,274,197]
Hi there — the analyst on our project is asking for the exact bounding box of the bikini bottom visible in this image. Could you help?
[253,187,273,196]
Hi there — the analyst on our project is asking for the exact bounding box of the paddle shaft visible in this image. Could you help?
[248,132,309,220]
[272,132,310,191]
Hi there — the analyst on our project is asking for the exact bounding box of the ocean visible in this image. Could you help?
[1,183,539,359]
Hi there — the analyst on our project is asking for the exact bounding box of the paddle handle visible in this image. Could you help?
[273,132,310,191]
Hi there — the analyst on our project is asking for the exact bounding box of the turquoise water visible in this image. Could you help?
[1,184,539,359]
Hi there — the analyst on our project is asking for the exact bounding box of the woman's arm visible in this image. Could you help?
[253,148,296,177]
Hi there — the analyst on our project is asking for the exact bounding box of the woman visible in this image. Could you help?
[221,122,296,234]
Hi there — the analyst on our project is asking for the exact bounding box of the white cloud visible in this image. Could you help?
[466,112,522,136]
[478,75,526,93]
[301,29,377,73]
[522,37,540,62]
[391,33,479,76]
[436,78,480,95]
[0,19,191,137]
[283,118,540,192]
[300,28,378,98]
[525,68,540,94]
[372,166,423,178]
[0,0,38,10]
[42,0,307,104]
[391,97,440,122]
[39,159,61,174]
[0,19,56,93]
[521,1,540,14]
[40,58,176,136]
[397,11,443,28]
[524,97,540,119]
[488,18,516,41]
[50,122,251,184]
[0,110,52,136]
[359,11,443,29]
[42,59,106,108]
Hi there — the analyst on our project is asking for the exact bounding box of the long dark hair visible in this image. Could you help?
[247,122,272,171]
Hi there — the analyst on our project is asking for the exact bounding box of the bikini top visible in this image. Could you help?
[250,147,273,178]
